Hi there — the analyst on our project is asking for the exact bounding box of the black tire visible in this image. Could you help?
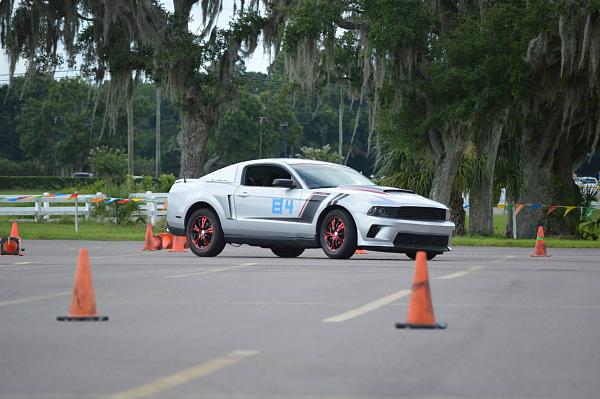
[186,208,225,257]
[270,247,305,258]
[406,251,438,261]
[319,208,357,259]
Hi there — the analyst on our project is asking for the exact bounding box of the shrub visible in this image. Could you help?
[89,146,127,177]
[158,173,176,192]
[295,145,343,164]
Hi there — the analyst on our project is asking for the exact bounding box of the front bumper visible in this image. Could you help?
[355,215,454,253]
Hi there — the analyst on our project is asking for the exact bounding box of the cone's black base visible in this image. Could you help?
[57,316,109,322]
[395,321,447,329]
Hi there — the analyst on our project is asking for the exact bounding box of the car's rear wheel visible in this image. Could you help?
[187,208,225,257]
[406,251,438,261]
[319,209,357,259]
[270,247,305,258]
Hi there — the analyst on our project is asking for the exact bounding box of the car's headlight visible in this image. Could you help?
[446,209,450,220]
[367,206,395,217]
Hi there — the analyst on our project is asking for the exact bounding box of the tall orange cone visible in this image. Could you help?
[170,235,188,252]
[10,221,19,237]
[396,251,447,329]
[143,223,159,251]
[57,249,108,321]
[530,226,550,257]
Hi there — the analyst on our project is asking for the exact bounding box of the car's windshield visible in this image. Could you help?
[581,178,597,184]
[290,163,375,189]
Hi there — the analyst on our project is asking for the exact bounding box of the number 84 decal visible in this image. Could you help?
[272,198,294,215]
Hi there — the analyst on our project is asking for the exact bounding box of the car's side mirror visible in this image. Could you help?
[272,178,296,189]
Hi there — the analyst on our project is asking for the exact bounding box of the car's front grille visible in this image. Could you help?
[394,206,446,221]
[394,233,449,248]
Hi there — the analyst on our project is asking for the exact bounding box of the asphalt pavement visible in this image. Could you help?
[1,240,600,399]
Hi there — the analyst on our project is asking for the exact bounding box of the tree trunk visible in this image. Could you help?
[126,96,134,175]
[546,134,582,236]
[429,128,470,206]
[178,109,209,178]
[512,110,562,238]
[450,189,466,235]
[469,117,505,236]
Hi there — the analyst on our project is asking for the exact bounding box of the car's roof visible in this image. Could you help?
[236,158,343,168]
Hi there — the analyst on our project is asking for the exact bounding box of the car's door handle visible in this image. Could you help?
[238,192,249,198]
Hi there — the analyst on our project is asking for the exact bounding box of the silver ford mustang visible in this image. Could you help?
[166,159,454,260]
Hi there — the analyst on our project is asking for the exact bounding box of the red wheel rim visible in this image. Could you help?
[191,215,214,249]
[324,216,345,251]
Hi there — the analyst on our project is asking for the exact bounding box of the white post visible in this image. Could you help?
[74,192,79,233]
[512,204,517,239]
[34,198,41,222]
[42,193,50,221]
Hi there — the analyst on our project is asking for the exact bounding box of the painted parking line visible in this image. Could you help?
[166,263,257,278]
[0,292,70,308]
[323,289,411,323]
[0,262,33,269]
[436,266,483,280]
[323,265,483,322]
[103,350,259,399]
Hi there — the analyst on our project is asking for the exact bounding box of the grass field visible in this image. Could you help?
[0,221,147,241]
[2,216,599,248]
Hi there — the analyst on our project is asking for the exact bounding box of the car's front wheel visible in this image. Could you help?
[270,247,305,258]
[187,208,225,257]
[406,251,438,261]
[319,209,357,259]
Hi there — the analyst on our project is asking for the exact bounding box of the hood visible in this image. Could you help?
[318,185,448,209]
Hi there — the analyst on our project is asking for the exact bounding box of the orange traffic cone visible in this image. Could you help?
[158,233,173,249]
[10,221,19,237]
[396,251,447,329]
[170,235,188,252]
[355,249,368,255]
[143,223,159,251]
[530,226,550,257]
[57,249,108,321]
[1,238,18,254]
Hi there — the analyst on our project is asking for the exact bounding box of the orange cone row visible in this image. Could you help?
[143,224,187,251]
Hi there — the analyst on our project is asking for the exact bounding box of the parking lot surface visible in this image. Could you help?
[1,241,600,399]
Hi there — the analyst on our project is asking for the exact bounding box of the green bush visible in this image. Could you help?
[0,176,98,191]
[158,173,176,192]
[0,158,44,176]
[295,145,343,164]
[89,146,127,177]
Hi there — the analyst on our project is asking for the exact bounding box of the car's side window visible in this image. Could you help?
[243,165,292,187]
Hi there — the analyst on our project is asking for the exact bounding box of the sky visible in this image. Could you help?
[0,0,271,82]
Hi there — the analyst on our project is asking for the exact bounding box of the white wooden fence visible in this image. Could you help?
[0,192,168,227]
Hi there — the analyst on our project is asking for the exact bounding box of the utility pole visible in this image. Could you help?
[155,87,161,177]
[258,116,267,159]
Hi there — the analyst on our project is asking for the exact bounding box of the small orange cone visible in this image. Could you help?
[2,238,17,253]
[170,236,188,252]
[355,249,368,255]
[143,223,158,251]
[396,251,446,329]
[158,233,173,249]
[10,221,19,237]
[530,226,550,257]
[57,249,108,321]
